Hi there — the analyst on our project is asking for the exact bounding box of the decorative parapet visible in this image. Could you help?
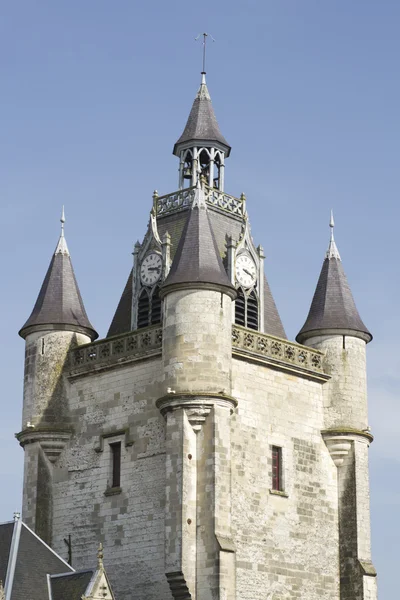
[232,325,329,382]
[203,185,246,217]
[155,185,245,219]
[69,326,162,377]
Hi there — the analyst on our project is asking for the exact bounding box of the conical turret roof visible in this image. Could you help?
[296,214,371,344]
[173,74,231,156]
[161,182,236,298]
[19,215,98,340]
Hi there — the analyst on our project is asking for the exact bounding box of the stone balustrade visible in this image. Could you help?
[155,185,245,218]
[232,325,328,381]
[69,326,162,376]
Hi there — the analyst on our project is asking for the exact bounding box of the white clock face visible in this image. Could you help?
[235,254,257,288]
[140,253,162,286]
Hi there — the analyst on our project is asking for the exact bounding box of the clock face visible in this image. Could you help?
[235,254,257,288]
[140,253,162,286]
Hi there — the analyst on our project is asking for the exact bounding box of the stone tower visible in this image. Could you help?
[18,72,377,600]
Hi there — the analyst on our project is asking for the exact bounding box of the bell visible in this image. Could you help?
[183,167,192,179]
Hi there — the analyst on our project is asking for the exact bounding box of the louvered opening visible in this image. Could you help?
[151,287,162,325]
[137,290,150,328]
[235,288,246,326]
[247,291,259,330]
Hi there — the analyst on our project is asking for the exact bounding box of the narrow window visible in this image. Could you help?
[151,286,162,325]
[110,442,121,488]
[272,446,282,491]
[247,290,259,330]
[41,338,45,355]
[137,290,150,328]
[235,288,246,326]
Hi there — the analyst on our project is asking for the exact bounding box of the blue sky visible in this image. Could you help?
[1,1,398,597]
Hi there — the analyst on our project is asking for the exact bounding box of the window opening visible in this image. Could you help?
[199,148,210,182]
[247,291,258,330]
[235,288,246,326]
[272,446,282,491]
[151,286,162,325]
[110,442,121,488]
[137,290,150,328]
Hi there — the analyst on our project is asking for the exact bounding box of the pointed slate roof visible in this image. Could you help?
[161,183,236,298]
[296,216,371,344]
[173,74,231,156]
[19,218,98,340]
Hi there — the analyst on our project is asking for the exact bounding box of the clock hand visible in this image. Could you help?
[148,267,161,272]
[243,268,254,277]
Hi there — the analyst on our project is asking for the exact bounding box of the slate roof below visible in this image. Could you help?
[19,239,98,340]
[0,522,14,584]
[296,256,371,344]
[50,570,94,600]
[9,522,73,600]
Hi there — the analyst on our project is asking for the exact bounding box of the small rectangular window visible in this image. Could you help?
[110,442,121,488]
[272,446,282,491]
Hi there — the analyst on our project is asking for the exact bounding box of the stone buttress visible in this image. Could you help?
[17,214,97,544]
[297,215,377,600]
[157,183,237,600]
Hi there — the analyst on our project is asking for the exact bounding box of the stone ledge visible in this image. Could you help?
[269,489,289,498]
[104,486,122,497]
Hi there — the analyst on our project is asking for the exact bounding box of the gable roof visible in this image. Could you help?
[173,74,230,156]
[0,520,73,600]
[49,570,94,600]
[19,231,98,341]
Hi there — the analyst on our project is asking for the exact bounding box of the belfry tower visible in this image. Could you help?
[18,66,377,600]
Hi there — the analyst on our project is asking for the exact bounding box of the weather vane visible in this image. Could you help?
[195,32,215,74]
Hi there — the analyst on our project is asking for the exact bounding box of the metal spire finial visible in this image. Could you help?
[195,32,215,77]
[97,542,104,569]
[55,206,70,255]
[60,206,65,236]
[326,210,341,260]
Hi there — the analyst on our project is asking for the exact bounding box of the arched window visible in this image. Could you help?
[247,291,259,330]
[137,290,150,328]
[151,286,162,325]
[235,288,246,327]
[213,152,221,189]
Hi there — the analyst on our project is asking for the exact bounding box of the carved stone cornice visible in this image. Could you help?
[15,428,72,463]
[156,392,237,432]
[322,428,373,467]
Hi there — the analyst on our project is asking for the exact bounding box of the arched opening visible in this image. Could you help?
[151,286,162,325]
[247,291,259,330]
[235,288,246,327]
[213,152,221,189]
[182,150,193,188]
[137,289,150,328]
[199,148,211,183]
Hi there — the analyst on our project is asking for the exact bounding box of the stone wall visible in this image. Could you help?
[51,357,171,600]
[231,357,340,600]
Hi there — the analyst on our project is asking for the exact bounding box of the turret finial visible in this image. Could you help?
[60,206,65,236]
[195,32,215,77]
[326,210,341,260]
[55,206,69,255]
[97,542,104,569]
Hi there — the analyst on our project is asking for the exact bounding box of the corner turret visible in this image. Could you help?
[297,213,377,599]
[17,210,97,543]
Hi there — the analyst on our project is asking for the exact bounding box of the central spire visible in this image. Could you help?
[173,59,231,191]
